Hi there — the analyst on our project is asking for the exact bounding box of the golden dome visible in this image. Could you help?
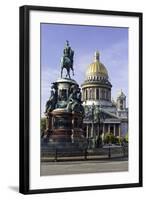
[86,51,108,80]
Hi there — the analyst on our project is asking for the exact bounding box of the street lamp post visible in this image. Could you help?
[97,103,105,147]
[91,102,104,148]
[97,104,101,147]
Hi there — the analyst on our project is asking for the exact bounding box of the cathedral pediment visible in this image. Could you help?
[101,109,119,119]
[84,106,120,123]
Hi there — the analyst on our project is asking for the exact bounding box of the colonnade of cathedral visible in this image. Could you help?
[85,123,121,138]
[82,87,111,101]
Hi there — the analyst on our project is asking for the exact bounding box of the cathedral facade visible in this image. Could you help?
[81,51,128,144]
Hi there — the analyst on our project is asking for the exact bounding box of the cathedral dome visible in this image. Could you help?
[81,51,112,105]
[86,51,108,81]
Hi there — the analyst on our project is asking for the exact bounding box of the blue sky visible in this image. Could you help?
[41,23,128,116]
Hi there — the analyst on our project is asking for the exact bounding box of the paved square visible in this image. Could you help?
[40,158,128,176]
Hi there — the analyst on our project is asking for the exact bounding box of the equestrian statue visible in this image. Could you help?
[61,40,74,79]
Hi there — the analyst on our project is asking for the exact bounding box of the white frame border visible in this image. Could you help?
[29,10,139,190]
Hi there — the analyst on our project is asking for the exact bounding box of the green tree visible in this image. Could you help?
[114,136,123,145]
[104,132,115,144]
[125,133,128,143]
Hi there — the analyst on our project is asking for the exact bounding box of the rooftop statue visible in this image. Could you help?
[61,40,74,79]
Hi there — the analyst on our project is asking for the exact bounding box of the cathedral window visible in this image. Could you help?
[89,88,92,100]
[85,89,88,100]
[96,88,99,100]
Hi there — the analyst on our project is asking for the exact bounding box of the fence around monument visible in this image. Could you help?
[41,145,128,162]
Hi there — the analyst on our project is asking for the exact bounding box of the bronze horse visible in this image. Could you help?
[61,41,74,79]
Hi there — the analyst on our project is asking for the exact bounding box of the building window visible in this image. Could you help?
[101,89,103,100]
[88,89,90,100]
[96,88,99,100]
[103,90,105,100]
[104,89,106,100]
[106,89,108,100]
[108,89,111,101]
[85,89,88,100]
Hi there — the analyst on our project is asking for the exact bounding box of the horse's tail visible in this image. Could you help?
[71,65,74,76]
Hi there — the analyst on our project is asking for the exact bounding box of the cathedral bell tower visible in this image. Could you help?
[116,89,126,111]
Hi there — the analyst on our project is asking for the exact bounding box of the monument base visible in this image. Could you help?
[46,108,86,150]
[43,75,86,152]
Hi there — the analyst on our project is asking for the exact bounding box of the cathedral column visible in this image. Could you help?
[113,124,116,136]
[108,124,110,133]
[91,88,93,100]
[119,125,121,137]
[81,89,84,101]
[82,89,84,101]
[86,125,89,138]
[99,88,101,100]
[95,87,97,100]
[84,89,86,101]
[102,124,105,134]
[93,88,96,100]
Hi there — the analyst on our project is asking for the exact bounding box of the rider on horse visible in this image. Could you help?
[61,40,74,79]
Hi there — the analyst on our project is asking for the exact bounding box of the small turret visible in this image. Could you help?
[116,89,126,110]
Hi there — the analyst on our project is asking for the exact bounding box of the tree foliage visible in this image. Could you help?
[125,133,128,142]
[104,132,115,144]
